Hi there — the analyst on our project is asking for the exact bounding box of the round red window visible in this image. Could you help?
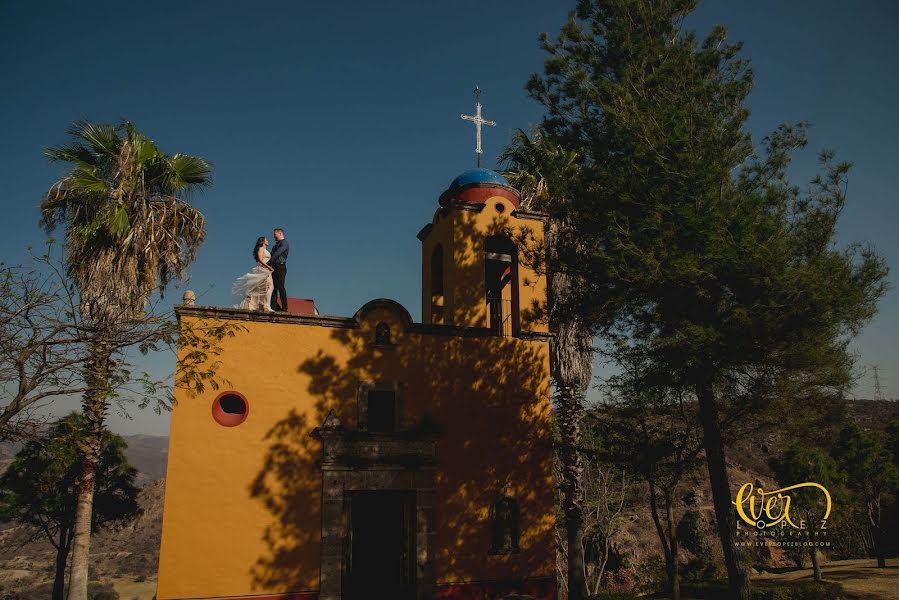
[212,391,249,427]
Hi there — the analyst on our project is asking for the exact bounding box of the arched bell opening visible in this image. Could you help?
[484,234,518,336]
[430,244,445,324]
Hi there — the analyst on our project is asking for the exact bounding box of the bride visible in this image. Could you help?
[233,236,275,311]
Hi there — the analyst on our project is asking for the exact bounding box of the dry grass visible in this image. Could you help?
[755,557,899,600]
[110,576,157,600]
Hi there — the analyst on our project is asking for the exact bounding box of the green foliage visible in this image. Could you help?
[41,119,212,322]
[833,423,899,498]
[677,510,720,582]
[174,317,246,398]
[0,413,140,543]
[526,0,888,411]
[516,1,888,594]
[830,422,898,563]
[40,120,212,597]
[885,419,899,467]
[676,510,707,556]
[770,442,847,515]
[596,368,703,484]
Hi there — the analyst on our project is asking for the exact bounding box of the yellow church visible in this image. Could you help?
[157,167,557,600]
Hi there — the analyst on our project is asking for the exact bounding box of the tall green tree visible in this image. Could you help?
[0,413,139,600]
[525,2,888,597]
[40,120,211,600]
[770,443,846,581]
[832,423,899,568]
[502,130,594,600]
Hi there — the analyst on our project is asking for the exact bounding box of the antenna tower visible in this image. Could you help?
[872,364,884,401]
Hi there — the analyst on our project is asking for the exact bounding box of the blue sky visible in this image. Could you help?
[1,1,896,435]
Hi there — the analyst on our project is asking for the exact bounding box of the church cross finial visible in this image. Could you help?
[461,86,496,168]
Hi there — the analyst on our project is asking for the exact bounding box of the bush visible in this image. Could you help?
[681,556,722,582]
[643,554,667,593]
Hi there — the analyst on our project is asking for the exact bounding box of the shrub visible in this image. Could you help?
[681,556,722,582]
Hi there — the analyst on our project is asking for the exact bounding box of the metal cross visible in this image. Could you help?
[461,86,496,167]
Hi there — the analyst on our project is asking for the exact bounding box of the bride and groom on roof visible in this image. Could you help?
[232,227,290,312]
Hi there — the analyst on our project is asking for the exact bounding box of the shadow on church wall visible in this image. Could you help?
[248,408,323,592]
[248,213,556,597]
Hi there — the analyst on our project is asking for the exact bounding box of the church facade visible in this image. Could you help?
[157,169,557,600]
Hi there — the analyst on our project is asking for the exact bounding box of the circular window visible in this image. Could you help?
[495,202,506,213]
[212,391,249,427]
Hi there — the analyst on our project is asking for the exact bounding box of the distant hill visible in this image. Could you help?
[0,433,168,485]
[122,434,168,485]
[0,433,168,596]
[0,480,165,598]
[0,401,896,597]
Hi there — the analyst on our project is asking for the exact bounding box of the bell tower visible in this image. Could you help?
[417,168,547,336]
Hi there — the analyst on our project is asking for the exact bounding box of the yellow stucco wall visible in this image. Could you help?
[420,195,548,333]
[158,196,553,599]
[158,312,554,598]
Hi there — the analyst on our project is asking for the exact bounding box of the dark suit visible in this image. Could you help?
[269,238,289,311]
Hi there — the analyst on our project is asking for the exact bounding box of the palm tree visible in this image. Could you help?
[40,120,211,600]
[502,129,593,600]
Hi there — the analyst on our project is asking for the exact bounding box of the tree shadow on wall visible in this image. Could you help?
[249,209,557,597]
[248,408,322,593]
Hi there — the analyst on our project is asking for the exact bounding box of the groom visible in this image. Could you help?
[269,227,290,311]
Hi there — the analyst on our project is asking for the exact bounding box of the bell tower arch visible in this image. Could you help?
[418,169,547,335]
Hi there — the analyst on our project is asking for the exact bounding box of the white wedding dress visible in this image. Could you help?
[233,248,274,311]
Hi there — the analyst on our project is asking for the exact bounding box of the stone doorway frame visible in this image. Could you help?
[313,411,438,600]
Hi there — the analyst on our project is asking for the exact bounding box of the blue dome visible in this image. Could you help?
[449,168,510,189]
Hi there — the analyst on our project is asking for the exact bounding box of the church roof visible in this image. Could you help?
[448,168,510,189]
[439,168,520,208]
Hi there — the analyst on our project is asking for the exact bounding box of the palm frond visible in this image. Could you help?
[45,143,99,168]
[67,120,119,157]
[42,120,212,320]
[168,154,213,189]
[106,203,130,240]
[500,128,580,212]
[500,127,594,392]
[68,167,108,194]
[128,132,160,169]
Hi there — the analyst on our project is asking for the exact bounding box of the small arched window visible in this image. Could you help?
[374,322,391,345]
[489,496,520,554]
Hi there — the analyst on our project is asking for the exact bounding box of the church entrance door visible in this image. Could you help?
[346,491,416,600]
